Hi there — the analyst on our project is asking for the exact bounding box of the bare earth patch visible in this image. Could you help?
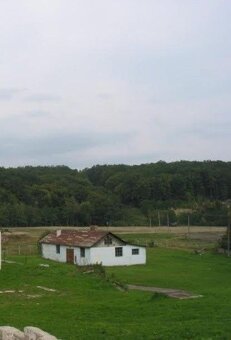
[36,286,57,292]
[0,290,24,294]
[26,294,42,299]
[127,284,203,299]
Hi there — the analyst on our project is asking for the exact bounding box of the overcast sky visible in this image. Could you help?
[0,1,230,169]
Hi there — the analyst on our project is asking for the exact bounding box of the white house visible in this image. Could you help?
[39,229,146,266]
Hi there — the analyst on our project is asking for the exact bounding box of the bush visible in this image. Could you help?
[218,228,231,250]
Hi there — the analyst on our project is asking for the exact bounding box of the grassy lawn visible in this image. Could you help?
[1,248,231,339]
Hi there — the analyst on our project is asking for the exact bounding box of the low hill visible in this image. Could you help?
[0,161,230,227]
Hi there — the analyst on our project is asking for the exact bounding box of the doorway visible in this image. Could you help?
[66,248,74,264]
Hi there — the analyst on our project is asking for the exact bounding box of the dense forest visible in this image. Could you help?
[0,161,230,227]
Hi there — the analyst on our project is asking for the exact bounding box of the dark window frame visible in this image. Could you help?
[132,248,139,255]
[115,247,123,257]
[56,244,60,254]
[80,247,85,258]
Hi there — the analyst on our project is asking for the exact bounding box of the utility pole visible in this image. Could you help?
[0,231,1,270]
[187,214,190,238]
[228,214,230,257]
[167,212,170,232]
[158,211,161,227]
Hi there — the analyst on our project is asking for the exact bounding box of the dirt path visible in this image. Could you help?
[127,284,203,299]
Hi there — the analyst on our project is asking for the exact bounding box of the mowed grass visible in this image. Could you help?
[1,248,231,339]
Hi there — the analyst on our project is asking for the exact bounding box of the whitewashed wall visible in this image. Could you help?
[75,247,91,265]
[41,244,90,265]
[89,245,146,266]
[42,244,66,263]
[41,243,146,266]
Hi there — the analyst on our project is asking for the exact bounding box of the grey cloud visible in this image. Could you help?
[162,121,231,149]
[97,93,113,100]
[0,131,132,158]
[24,110,51,118]
[24,94,61,102]
[0,88,25,100]
[183,121,231,139]
[0,1,230,167]
[0,110,50,125]
[191,126,230,139]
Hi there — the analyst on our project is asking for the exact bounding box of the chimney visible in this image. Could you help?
[56,230,62,237]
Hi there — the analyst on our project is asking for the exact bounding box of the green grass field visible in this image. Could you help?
[1,247,231,339]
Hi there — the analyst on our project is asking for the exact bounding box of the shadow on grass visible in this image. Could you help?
[150,292,169,301]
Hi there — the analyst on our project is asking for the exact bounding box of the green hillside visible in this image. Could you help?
[0,161,230,227]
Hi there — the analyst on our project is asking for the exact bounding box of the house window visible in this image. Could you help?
[115,247,123,257]
[132,248,139,255]
[80,247,85,258]
[104,236,112,245]
[56,245,60,254]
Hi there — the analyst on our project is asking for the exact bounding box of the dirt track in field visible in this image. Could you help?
[106,226,226,233]
[101,226,226,241]
[127,284,203,299]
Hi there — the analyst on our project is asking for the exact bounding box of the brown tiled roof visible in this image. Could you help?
[40,230,111,248]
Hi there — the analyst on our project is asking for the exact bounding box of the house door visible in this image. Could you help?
[66,248,74,264]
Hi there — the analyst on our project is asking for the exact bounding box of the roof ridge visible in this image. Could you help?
[40,229,110,248]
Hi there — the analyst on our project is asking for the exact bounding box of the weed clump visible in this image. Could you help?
[79,264,127,291]
[148,240,157,248]
[150,292,168,301]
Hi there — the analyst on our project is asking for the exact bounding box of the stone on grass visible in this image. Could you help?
[24,327,57,340]
[0,326,24,340]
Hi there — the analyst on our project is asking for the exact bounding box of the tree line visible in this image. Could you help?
[0,161,230,227]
